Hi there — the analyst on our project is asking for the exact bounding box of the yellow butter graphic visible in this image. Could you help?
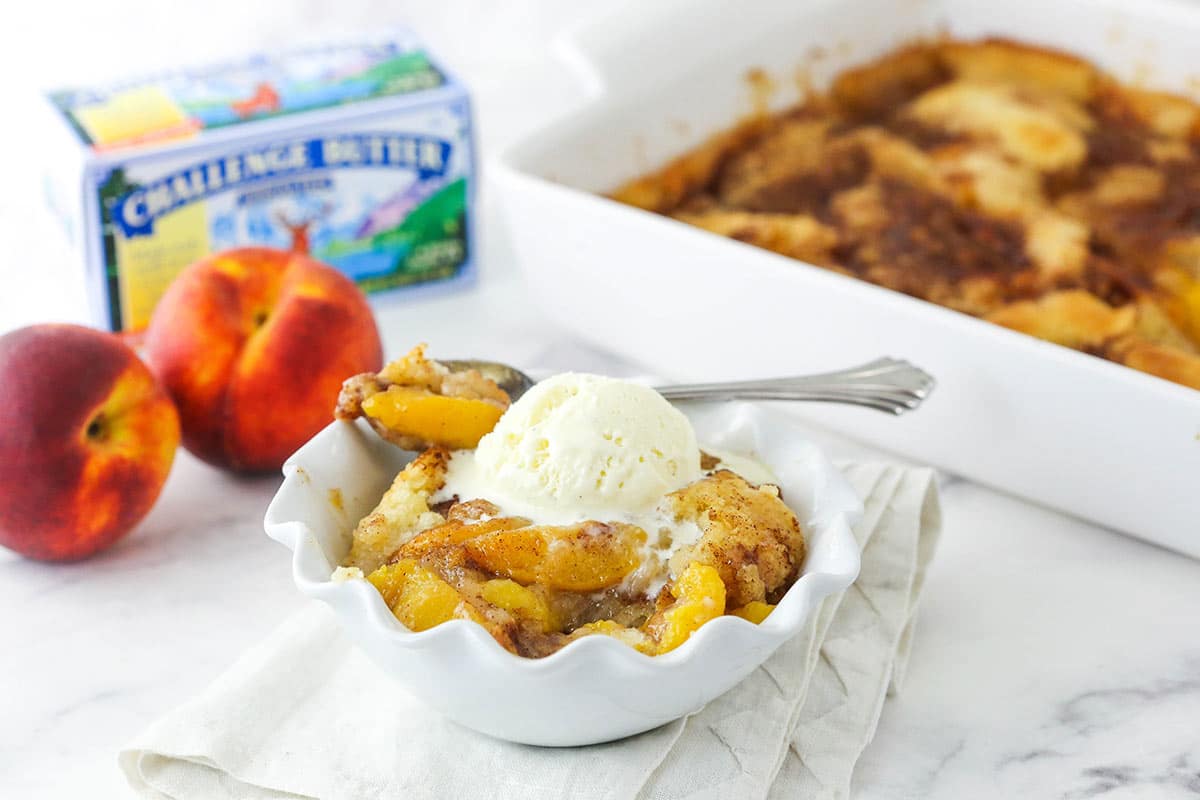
[114,202,210,331]
[74,87,193,147]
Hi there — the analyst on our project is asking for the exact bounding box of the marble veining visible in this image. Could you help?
[1066,758,1200,799]
[997,661,1200,799]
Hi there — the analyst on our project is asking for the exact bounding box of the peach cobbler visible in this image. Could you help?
[614,39,1200,391]
[334,348,805,657]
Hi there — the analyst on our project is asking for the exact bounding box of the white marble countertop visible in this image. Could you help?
[2,3,1199,797]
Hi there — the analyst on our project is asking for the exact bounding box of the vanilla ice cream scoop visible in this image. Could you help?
[472,373,702,512]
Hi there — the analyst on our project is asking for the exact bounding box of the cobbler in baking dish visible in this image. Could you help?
[334,349,804,658]
[614,38,1200,391]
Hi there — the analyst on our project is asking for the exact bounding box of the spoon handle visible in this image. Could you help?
[655,358,935,416]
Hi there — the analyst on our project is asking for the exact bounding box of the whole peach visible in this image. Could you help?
[0,324,180,561]
[143,247,383,471]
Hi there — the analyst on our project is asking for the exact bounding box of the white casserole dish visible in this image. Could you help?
[492,0,1200,558]
[264,403,861,746]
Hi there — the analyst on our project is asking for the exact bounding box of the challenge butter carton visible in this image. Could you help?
[43,35,474,331]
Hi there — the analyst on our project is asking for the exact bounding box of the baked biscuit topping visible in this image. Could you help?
[345,462,801,658]
[614,38,1200,391]
[342,443,804,656]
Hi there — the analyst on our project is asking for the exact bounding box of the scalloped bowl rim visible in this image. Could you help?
[264,401,862,681]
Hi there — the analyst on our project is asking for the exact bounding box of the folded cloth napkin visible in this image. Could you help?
[120,462,941,800]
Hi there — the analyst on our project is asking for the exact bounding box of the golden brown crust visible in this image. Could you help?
[334,373,385,421]
[610,38,1200,392]
[665,470,804,608]
[343,446,451,573]
[345,456,806,656]
[985,290,1136,349]
[375,344,510,407]
[1108,336,1200,390]
[672,207,838,264]
[335,344,510,450]
[611,117,772,214]
[829,43,948,121]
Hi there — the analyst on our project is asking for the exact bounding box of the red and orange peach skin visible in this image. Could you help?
[144,247,383,471]
[0,324,180,561]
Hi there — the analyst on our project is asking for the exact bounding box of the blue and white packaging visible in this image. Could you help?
[43,35,475,331]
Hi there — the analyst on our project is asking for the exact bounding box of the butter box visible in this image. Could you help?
[43,35,475,332]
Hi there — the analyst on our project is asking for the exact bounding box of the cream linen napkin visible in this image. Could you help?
[119,463,941,800]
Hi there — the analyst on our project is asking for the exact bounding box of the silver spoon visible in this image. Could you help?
[441,357,935,416]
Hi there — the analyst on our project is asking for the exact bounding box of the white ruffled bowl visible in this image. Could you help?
[264,401,862,746]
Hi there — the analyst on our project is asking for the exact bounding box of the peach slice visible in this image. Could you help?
[360,386,505,450]
[729,600,775,624]
[367,559,479,631]
[644,562,727,653]
[392,515,530,562]
[481,579,557,632]
[464,522,646,592]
